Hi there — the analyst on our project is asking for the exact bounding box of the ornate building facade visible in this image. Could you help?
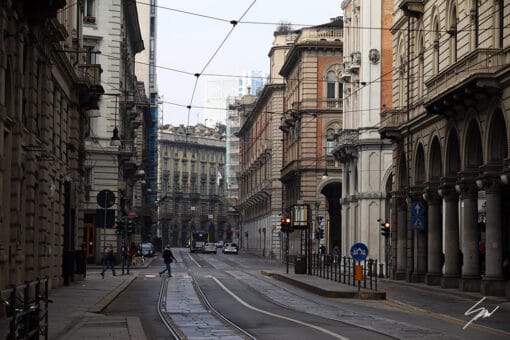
[279,18,344,257]
[234,28,291,259]
[380,0,510,297]
[82,0,146,263]
[0,0,102,289]
[333,0,393,268]
[158,124,228,247]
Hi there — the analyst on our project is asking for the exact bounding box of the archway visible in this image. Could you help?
[320,181,342,254]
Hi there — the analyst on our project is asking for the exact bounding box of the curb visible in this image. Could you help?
[262,271,386,300]
[87,275,138,313]
[378,278,510,304]
[126,316,148,340]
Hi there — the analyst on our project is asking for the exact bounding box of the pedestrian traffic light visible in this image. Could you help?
[380,220,390,237]
[115,220,124,235]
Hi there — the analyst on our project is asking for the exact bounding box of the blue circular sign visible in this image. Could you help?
[350,243,369,261]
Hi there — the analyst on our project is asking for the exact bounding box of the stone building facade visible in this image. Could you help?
[234,29,292,259]
[333,0,393,267]
[158,124,228,247]
[380,0,510,297]
[82,0,146,263]
[279,18,344,257]
[0,0,102,289]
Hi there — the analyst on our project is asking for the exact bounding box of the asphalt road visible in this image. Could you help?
[101,248,510,340]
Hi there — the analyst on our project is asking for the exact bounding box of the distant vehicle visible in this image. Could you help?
[190,230,209,253]
[222,243,238,255]
[203,243,217,254]
[141,243,154,257]
[215,240,224,248]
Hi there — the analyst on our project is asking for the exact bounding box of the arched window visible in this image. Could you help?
[326,128,335,155]
[448,3,457,63]
[326,70,342,108]
[417,31,424,98]
[433,17,440,75]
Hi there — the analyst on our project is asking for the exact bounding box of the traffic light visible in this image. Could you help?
[380,220,390,237]
[314,227,320,239]
[115,219,124,235]
[319,228,324,239]
[280,217,292,233]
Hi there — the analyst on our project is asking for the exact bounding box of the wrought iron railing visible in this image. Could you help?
[1,277,51,340]
[309,254,379,291]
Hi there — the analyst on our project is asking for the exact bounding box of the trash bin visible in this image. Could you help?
[294,255,307,274]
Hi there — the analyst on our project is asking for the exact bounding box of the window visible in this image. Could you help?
[84,0,96,23]
[433,18,440,75]
[448,3,457,64]
[325,69,342,108]
[326,128,335,155]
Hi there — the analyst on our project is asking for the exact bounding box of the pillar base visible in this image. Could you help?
[480,276,506,296]
[411,272,426,283]
[425,272,442,285]
[440,275,459,288]
[394,270,406,280]
[459,276,481,292]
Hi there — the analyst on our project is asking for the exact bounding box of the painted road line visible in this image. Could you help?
[187,252,202,268]
[211,276,349,340]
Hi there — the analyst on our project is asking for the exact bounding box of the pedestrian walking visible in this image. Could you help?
[159,245,177,277]
[101,243,116,278]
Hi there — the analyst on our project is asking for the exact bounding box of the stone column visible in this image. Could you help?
[396,197,407,280]
[459,183,480,291]
[441,187,460,288]
[425,189,442,285]
[481,178,505,296]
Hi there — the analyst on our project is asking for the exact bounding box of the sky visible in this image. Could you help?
[156,0,342,127]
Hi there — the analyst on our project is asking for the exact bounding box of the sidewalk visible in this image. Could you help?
[262,266,510,335]
[0,259,154,340]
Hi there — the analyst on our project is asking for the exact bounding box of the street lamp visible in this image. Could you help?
[110,96,121,146]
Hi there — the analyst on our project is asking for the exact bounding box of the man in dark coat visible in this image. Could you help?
[159,245,177,277]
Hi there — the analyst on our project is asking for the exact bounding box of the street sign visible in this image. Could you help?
[97,189,115,208]
[350,242,369,262]
[411,201,426,230]
[411,215,426,230]
[411,202,425,217]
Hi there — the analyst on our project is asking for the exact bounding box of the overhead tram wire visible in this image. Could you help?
[136,0,499,34]
[184,0,257,136]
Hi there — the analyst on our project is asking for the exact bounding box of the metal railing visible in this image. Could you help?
[1,277,51,340]
[309,254,379,291]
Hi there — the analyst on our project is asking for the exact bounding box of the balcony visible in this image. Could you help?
[76,64,103,108]
[333,129,359,163]
[424,49,506,117]
[77,64,102,90]
[379,108,406,141]
[398,0,424,16]
[349,52,361,73]
[280,160,300,182]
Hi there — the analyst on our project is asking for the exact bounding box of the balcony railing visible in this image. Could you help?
[425,49,506,112]
[77,64,102,88]
[378,109,406,141]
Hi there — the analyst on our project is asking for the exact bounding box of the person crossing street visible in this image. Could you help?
[159,245,177,277]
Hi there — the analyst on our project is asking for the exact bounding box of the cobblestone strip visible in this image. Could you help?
[164,273,244,339]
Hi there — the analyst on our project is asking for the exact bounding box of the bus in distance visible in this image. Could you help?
[190,230,209,253]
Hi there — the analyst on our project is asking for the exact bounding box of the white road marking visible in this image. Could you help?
[145,274,157,278]
[187,252,202,267]
[211,276,349,340]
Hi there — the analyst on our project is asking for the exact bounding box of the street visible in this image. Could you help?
[100,249,510,340]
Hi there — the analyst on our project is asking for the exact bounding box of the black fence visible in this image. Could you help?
[1,277,51,340]
[308,254,379,291]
